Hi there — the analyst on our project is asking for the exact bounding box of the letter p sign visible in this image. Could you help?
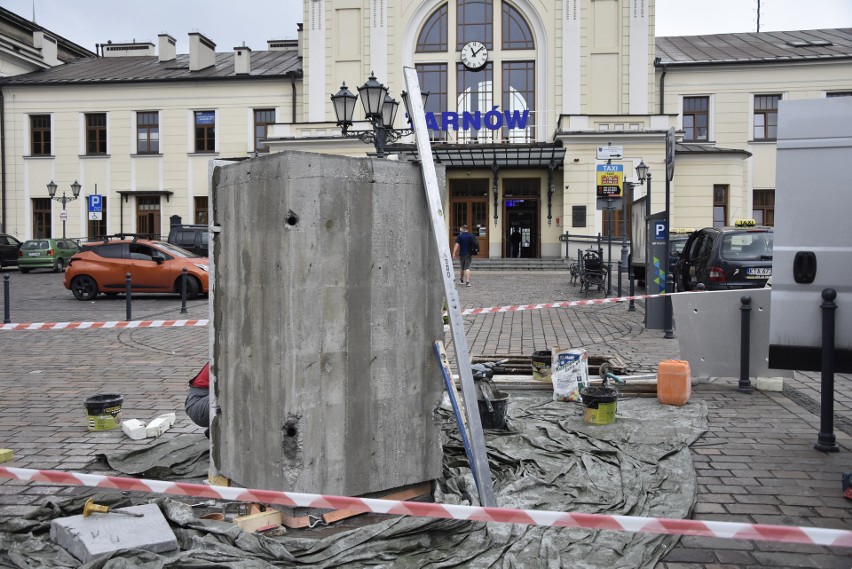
[654,221,668,241]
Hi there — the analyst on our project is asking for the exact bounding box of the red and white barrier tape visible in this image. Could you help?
[0,292,690,331]
[1,466,849,547]
[0,319,209,331]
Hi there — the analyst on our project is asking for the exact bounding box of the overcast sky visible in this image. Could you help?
[2,0,852,53]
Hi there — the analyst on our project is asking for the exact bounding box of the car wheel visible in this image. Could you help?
[71,275,99,301]
[19,268,30,274]
[181,276,201,300]
[53,259,65,273]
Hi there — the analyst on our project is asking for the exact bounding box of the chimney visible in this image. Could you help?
[33,30,60,66]
[101,41,155,57]
[188,32,216,71]
[234,46,251,74]
[158,34,176,62]
[298,23,303,56]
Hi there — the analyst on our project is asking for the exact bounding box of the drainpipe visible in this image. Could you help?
[290,75,296,123]
[656,57,667,115]
[1,87,6,232]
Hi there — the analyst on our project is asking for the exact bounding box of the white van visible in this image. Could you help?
[768,97,852,372]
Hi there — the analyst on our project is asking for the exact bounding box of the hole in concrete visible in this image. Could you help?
[693,308,699,313]
[285,210,299,227]
[282,415,301,460]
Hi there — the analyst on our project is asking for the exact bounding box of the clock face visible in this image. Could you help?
[461,41,488,70]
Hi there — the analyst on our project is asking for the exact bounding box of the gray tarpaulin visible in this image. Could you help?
[0,394,707,568]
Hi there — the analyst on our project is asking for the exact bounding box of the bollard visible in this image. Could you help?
[664,273,674,339]
[125,272,132,321]
[180,267,188,314]
[617,260,623,297]
[738,295,753,393]
[3,273,10,324]
[628,259,636,312]
[815,288,839,452]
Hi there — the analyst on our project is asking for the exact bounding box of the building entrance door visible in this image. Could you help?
[503,178,540,258]
[449,179,489,257]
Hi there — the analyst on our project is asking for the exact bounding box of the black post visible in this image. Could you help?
[664,273,675,339]
[3,273,10,324]
[125,272,132,321]
[815,288,839,452]
[617,260,623,297]
[738,295,753,393]
[628,253,636,312]
[180,267,188,314]
[606,203,613,296]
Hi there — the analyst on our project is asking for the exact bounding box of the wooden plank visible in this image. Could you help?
[321,482,432,525]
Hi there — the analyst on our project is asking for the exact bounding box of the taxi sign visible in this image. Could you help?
[596,164,623,197]
[734,218,757,227]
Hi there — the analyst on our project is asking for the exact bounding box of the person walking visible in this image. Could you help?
[452,224,477,287]
[510,227,522,258]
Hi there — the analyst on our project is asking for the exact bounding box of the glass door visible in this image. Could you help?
[449,179,489,257]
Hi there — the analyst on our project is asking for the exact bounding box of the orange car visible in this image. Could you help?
[64,236,209,301]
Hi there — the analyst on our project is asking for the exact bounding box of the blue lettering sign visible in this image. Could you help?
[423,106,528,132]
[88,195,102,212]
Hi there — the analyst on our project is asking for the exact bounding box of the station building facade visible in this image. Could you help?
[1,1,851,259]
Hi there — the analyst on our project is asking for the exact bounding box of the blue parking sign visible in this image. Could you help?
[88,195,102,212]
[654,220,668,241]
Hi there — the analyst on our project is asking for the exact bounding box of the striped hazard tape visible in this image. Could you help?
[0,319,209,331]
[1,466,850,547]
[0,291,695,331]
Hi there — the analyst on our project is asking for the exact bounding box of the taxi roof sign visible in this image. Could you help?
[734,218,757,227]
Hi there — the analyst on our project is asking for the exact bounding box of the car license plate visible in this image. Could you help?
[27,252,40,257]
[746,267,771,278]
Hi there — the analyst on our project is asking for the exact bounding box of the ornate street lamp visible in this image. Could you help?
[47,179,81,240]
[330,72,428,158]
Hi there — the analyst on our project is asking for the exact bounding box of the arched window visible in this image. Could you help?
[458,0,493,49]
[416,3,448,52]
[502,3,533,50]
[415,1,536,143]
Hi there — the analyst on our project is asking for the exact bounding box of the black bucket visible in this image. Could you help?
[477,393,509,429]
[84,394,124,431]
[579,386,618,425]
[531,350,552,382]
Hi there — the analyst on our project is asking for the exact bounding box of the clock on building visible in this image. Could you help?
[460,41,488,70]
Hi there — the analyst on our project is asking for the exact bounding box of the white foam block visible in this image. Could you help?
[121,419,147,440]
[754,376,784,392]
[156,412,176,426]
[145,416,171,438]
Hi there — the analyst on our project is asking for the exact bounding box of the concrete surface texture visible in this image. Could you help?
[49,504,177,562]
[209,151,445,496]
[0,270,850,568]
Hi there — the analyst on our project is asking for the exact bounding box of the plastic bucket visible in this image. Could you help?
[477,393,509,429]
[579,386,617,425]
[84,394,123,431]
[531,350,552,382]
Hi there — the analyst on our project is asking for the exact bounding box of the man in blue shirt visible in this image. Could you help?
[452,224,476,287]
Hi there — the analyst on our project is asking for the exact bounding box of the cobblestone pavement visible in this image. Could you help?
[0,269,850,568]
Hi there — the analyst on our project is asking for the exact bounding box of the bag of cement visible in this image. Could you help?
[552,348,589,402]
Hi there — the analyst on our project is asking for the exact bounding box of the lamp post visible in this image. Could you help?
[330,72,428,158]
[47,180,81,240]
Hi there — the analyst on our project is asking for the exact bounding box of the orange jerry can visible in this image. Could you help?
[657,359,692,406]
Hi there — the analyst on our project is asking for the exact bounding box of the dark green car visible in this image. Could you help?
[18,238,80,273]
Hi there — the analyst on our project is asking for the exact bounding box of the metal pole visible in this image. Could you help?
[645,172,652,293]
[61,194,67,240]
[180,267,188,314]
[664,273,675,339]
[125,272,132,321]
[3,273,10,324]
[628,254,636,311]
[815,288,839,452]
[738,295,753,392]
[606,203,613,296]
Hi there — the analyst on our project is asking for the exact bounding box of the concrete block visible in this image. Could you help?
[754,377,784,392]
[121,419,147,440]
[50,503,177,562]
[145,416,171,438]
[157,412,176,426]
[211,151,445,497]
[0,448,13,463]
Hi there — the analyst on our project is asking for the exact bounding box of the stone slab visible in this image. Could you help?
[50,503,177,563]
